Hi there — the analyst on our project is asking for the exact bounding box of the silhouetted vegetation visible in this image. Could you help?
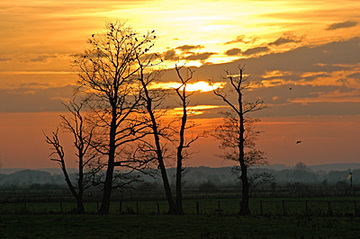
[212,66,266,215]
[0,164,357,200]
[1,22,354,239]
[44,98,97,213]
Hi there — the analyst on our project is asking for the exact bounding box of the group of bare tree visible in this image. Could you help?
[45,22,266,215]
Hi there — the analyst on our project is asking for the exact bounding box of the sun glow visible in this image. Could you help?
[149,81,225,92]
[168,105,221,116]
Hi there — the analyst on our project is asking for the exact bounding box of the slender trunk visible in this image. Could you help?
[61,163,84,213]
[77,153,85,214]
[238,120,250,215]
[175,151,184,214]
[158,155,176,214]
[99,104,117,215]
[99,159,114,214]
[239,163,250,215]
[151,112,176,214]
[175,96,187,215]
[142,81,176,214]
[238,73,251,216]
[76,195,85,214]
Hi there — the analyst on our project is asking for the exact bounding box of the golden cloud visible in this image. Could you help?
[148,81,226,93]
[167,105,222,116]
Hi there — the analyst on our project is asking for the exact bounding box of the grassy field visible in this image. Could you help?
[1,197,359,216]
[1,214,360,238]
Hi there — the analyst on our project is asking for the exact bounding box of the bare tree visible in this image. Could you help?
[174,65,199,214]
[135,61,200,214]
[74,22,156,214]
[135,55,177,213]
[212,66,266,215]
[45,99,96,213]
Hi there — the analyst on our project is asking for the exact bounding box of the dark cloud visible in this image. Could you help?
[0,85,74,112]
[326,20,358,30]
[225,48,242,56]
[160,48,216,62]
[234,37,360,73]
[5,38,360,117]
[301,73,331,81]
[159,37,360,117]
[348,72,360,79]
[0,57,11,62]
[253,102,360,117]
[176,44,204,52]
[185,52,217,61]
[224,35,258,45]
[163,49,180,61]
[29,54,57,62]
[242,46,270,56]
[160,47,216,62]
[175,37,360,82]
[336,78,350,85]
[269,33,304,46]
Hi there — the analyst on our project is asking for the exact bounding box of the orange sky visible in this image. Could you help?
[0,0,360,169]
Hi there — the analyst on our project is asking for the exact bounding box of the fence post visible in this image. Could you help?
[157,202,160,215]
[196,201,200,215]
[282,200,287,216]
[260,201,263,216]
[305,200,309,216]
[327,201,332,216]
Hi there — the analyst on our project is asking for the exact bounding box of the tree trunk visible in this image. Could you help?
[77,152,85,214]
[175,153,184,214]
[175,82,187,215]
[61,162,85,213]
[142,84,176,214]
[238,74,251,216]
[76,195,85,214]
[99,105,117,215]
[154,131,176,213]
[99,161,114,214]
[158,158,176,214]
[239,165,251,215]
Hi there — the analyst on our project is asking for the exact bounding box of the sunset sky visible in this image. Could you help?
[0,0,360,169]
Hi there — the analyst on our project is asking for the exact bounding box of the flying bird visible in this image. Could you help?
[289,87,292,90]
[296,140,302,144]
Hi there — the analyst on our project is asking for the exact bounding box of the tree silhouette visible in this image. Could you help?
[135,55,177,214]
[174,65,199,214]
[44,98,96,213]
[135,62,199,214]
[212,66,266,215]
[74,22,156,214]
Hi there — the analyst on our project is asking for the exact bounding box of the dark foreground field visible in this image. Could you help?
[1,214,360,239]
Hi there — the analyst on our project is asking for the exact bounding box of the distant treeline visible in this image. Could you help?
[0,163,357,190]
